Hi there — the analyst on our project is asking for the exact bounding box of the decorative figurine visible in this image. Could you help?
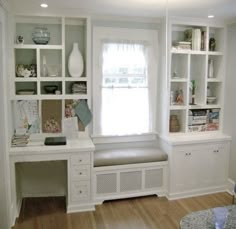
[209,37,216,51]
[16,35,24,44]
[176,89,184,105]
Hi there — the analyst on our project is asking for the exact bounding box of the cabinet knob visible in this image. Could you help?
[79,172,82,175]
[79,159,82,162]
[79,190,82,194]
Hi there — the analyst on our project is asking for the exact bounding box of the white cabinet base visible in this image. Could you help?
[168,185,227,200]
[160,135,231,200]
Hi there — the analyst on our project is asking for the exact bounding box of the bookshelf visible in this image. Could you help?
[11,15,91,136]
[167,19,225,134]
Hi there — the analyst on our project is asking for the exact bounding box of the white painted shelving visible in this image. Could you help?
[12,15,91,134]
[167,18,225,135]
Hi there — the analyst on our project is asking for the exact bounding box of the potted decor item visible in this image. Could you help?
[169,115,180,132]
[68,42,84,77]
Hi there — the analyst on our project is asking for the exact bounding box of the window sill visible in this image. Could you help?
[91,133,157,144]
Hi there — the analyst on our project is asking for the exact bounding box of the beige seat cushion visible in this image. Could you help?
[94,147,168,167]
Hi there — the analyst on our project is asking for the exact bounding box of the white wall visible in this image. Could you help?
[0,2,11,228]
[224,23,236,182]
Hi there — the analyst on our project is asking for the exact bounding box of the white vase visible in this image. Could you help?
[208,59,214,78]
[192,29,201,51]
[41,55,48,77]
[68,43,84,77]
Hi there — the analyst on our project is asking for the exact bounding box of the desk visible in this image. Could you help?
[9,137,95,226]
[180,205,236,229]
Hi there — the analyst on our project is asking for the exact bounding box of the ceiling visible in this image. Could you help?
[11,0,236,22]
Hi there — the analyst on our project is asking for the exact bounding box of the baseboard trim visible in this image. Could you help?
[94,189,168,205]
[67,203,95,213]
[10,203,16,227]
[168,186,227,200]
[227,178,235,195]
[22,192,66,198]
[10,198,22,227]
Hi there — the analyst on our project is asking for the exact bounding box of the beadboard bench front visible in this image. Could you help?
[93,148,169,204]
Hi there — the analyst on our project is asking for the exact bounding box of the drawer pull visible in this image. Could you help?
[79,159,82,162]
[79,172,83,175]
[79,190,82,194]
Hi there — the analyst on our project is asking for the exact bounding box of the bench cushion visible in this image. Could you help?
[94,147,168,167]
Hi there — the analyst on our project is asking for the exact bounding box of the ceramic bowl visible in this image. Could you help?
[32,27,50,45]
[44,85,58,94]
[207,96,216,104]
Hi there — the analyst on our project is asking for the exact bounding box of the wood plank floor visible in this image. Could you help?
[13,192,233,229]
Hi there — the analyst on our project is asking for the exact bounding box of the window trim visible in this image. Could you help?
[92,26,158,139]
[91,133,157,144]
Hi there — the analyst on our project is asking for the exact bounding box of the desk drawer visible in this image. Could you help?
[71,165,90,180]
[71,154,91,166]
[71,181,90,202]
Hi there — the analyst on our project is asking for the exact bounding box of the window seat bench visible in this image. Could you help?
[93,147,168,204]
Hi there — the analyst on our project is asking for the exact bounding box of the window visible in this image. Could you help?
[93,27,158,137]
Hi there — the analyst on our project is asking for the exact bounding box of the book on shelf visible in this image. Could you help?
[173,28,206,51]
[201,31,206,51]
[188,124,206,132]
[188,109,220,132]
[172,41,191,50]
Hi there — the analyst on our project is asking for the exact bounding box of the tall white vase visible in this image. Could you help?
[68,43,84,77]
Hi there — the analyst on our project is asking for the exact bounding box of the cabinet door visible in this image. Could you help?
[207,143,229,186]
[171,142,229,194]
[171,144,219,193]
[172,148,193,192]
[189,147,209,189]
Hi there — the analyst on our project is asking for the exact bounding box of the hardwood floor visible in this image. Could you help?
[13,192,232,229]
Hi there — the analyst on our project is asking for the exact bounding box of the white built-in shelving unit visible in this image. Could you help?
[167,18,225,135]
[11,15,91,134]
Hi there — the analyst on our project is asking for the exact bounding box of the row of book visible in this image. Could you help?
[172,29,206,51]
[188,109,219,132]
[71,82,87,94]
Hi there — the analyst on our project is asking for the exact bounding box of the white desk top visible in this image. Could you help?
[10,137,95,156]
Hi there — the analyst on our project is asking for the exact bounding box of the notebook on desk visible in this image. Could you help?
[44,136,67,146]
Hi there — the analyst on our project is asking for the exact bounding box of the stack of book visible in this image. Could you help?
[172,41,191,50]
[188,109,207,132]
[11,134,29,147]
[71,83,87,94]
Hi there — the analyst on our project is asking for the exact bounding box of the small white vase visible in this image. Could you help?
[208,59,214,78]
[68,43,84,77]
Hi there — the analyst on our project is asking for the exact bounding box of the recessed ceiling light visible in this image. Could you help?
[40,3,48,8]
[208,15,214,18]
